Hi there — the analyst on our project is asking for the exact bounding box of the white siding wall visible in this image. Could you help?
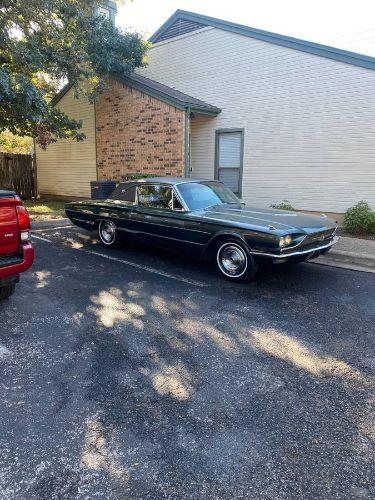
[36,88,96,198]
[139,27,375,212]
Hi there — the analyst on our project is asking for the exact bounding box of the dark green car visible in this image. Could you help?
[65,177,338,282]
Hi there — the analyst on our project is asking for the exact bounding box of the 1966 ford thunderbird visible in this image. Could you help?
[65,177,338,282]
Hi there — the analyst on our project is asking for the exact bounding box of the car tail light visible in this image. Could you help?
[16,204,31,242]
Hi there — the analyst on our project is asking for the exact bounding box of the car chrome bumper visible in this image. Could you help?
[252,236,339,259]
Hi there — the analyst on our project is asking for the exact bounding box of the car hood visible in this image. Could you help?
[194,204,337,234]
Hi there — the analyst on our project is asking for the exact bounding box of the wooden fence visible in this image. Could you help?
[0,152,37,198]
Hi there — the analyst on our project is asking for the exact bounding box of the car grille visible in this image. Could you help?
[304,228,336,245]
[0,253,23,268]
[280,228,336,255]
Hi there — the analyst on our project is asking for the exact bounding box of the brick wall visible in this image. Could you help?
[95,79,186,180]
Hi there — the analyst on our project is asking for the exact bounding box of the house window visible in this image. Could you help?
[215,129,244,196]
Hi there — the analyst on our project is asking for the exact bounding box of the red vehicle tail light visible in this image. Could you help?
[16,205,31,242]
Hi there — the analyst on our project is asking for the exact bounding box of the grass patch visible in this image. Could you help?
[24,200,66,219]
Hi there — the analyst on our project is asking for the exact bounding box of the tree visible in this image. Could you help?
[0,0,148,148]
[0,130,33,154]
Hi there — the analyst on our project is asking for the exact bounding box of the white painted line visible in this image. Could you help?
[82,249,209,287]
[33,225,75,232]
[31,234,52,243]
[31,231,208,287]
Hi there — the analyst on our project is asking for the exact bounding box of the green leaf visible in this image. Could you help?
[0,1,148,147]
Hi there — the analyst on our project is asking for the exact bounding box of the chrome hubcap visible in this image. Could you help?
[218,244,247,277]
[100,221,116,244]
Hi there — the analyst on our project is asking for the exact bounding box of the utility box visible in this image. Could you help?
[90,180,117,200]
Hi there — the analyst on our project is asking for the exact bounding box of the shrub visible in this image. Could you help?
[343,201,375,234]
[121,173,156,181]
[270,200,295,211]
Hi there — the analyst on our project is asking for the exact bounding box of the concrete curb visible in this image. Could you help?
[316,247,375,274]
[312,258,375,274]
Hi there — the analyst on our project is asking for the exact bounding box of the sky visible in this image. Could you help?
[116,0,375,56]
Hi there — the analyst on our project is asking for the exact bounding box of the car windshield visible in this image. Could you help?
[177,181,241,211]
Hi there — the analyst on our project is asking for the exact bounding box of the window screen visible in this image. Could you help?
[216,131,243,195]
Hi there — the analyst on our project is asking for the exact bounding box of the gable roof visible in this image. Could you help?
[150,10,375,71]
[50,73,221,115]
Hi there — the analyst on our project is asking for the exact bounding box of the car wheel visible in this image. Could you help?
[216,240,258,282]
[98,220,121,248]
[0,285,15,300]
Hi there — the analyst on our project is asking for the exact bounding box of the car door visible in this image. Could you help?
[130,184,176,245]
[130,184,210,253]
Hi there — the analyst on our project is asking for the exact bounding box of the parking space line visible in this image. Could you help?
[32,225,75,232]
[31,234,52,243]
[31,231,208,288]
[82,249,209,287]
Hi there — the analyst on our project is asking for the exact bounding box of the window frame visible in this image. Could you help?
[214,128,244,198]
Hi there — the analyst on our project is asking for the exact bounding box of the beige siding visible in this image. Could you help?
[36,88,96,198]
[139,27,375,213]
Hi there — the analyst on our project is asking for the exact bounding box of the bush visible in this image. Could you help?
[121,173,156,181]
[343,201,375,234]
[270,200,295,211]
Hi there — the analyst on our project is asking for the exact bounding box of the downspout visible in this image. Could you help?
[184,107,191,177]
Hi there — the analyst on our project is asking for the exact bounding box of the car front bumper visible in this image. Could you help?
[251,236,339,261]
[0,242,34,281]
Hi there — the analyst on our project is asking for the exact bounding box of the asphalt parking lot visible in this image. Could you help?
[1,223,374,499]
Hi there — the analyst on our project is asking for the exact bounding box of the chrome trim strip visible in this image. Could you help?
[252,236,339,259]
[70,217,94,225]
[129,216,210,234]
[118,227,205,246]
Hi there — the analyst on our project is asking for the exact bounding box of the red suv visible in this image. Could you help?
[0,190,34,300]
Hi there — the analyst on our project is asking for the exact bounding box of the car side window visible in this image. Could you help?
[137,185,172,209]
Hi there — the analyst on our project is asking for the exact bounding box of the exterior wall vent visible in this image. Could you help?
[154,19,207,43]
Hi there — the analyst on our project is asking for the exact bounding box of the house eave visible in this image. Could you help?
[50,82,74,107]
[50,76,221,116]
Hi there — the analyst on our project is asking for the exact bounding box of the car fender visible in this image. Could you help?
[201,230,250,259]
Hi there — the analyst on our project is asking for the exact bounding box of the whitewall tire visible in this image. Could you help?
[98,220,121,248]
[216,240,258,282]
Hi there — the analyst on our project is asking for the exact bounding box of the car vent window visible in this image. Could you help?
[173,192,183,211]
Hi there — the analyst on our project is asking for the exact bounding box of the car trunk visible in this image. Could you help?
[0,190,19,255]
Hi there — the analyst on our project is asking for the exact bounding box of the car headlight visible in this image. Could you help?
[279,235,293,247]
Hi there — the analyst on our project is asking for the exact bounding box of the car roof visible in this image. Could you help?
[0,189,15,197]
[127,177,211,186]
